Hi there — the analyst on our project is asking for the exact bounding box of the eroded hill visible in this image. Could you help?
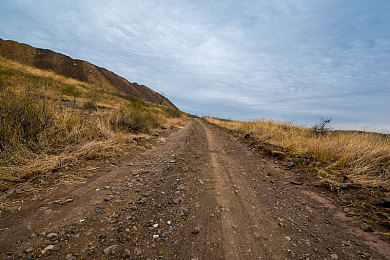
[0,38,176,109]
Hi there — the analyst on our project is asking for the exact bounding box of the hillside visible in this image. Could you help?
[0,38,176,109]
[0,55,186,192]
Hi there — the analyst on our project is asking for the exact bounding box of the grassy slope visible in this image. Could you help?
[0,57,186,192]
[205,117,390,189]
[0,38,177,109]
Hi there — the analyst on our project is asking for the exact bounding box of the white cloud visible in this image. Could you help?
[1,0,389,130]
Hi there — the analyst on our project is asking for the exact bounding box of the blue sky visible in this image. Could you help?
[1,0,390,131]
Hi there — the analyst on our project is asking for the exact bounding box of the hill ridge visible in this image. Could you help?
[0,38,177,109]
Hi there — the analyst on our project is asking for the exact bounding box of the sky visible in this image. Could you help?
[1,0,390,132]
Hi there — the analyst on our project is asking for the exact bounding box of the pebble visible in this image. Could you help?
[103,245,118,255]
[5,206,18,212]
[65,254,76,260]
[330,253,338,259]
[46,233,58,240]
[134,247,142,256]
[25,247,34,253]
[290,180,303,185]
[357,194,367,200]
[176,185,187,190]
[343,241,352,247]
[191,226,200,235]
[41,244,59,254]
[360,223,374,232]
[122,248,131,258]
[173,198,182,204]
[343,208,357,216]
[19,183,33,191]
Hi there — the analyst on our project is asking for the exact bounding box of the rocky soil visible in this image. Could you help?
[0,119,389,259]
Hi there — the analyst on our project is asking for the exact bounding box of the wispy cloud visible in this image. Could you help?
[1,0,389,130]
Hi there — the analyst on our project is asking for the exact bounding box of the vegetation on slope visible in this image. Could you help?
[0,57,186,192]
[205,117,390,190]
[0,38,177,108]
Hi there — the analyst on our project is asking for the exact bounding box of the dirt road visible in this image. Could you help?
[0,119,389,259]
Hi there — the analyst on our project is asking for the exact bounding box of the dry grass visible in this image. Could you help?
[205,117,390,189]
[0,56,88,88]
[0,58,186,191]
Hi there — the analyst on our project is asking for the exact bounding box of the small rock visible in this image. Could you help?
[19,183,33,191]
[41,244,59,254]
[286,162,295,169]
[64,198,74,203]
[192,226,200,235]
[343,208,357,216]
[343,241,351,247]
[134,247,142,256]
[5,206,18,212]
[104,196,113,202]
[153,234,160,239]
[46,233,58,240]
[285,236,292,241]
[290,180,303,185]
[372,193,390,208]
[25,247,34,253]
[360,223,374,232]
[339,183,362,189]
[330,253,338,259]
[103,245,117,255]
[65,254,76,260]
[173,198,182,204]
[361,252,371,259]
[122,248,131,258]
[357,194,367,200]
[176,185,187,190]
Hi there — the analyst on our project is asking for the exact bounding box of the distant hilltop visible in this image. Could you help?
[0,38,177,109]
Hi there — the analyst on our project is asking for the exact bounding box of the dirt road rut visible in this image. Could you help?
[0,119,388,259]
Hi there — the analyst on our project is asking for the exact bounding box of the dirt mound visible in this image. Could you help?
[0,38,177,109]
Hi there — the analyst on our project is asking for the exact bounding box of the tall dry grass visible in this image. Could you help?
[0,58,185,191]
[205,117,390,188]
